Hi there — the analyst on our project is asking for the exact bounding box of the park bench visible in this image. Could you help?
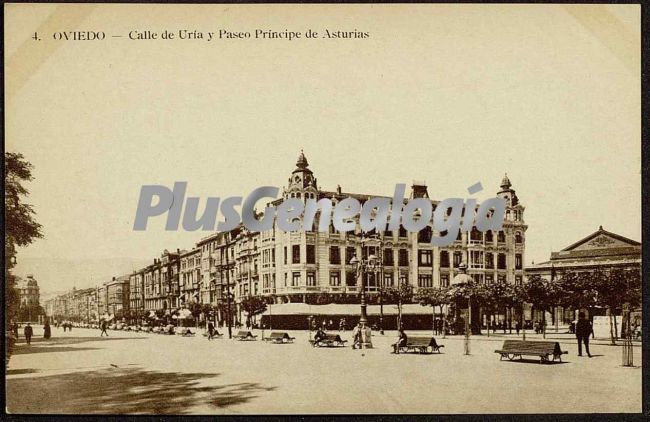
[394,337,444,354]
[495,340,568,364]
[176,328,196,337]
[233,330,257,341]
[263,332,295,344]
[309,333,348,347]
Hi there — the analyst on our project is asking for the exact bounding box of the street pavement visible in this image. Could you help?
[6,325,642,414]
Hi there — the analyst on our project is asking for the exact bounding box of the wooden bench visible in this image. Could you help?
[233,330,257,341]
[495,340,568,364]
[176,328,196,337]
[263,332,295,344]
[394,337,444,354]
[309,333,348,347]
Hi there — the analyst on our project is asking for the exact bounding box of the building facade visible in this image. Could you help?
[257,153,527,304]
[16,274,40,308]
[41,152,528,327]
[527,226,641,322]
[105,275,130,318]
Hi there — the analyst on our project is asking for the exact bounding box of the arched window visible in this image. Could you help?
[497,231,506,243]
[515,232,523,243]
[485,230,493,242]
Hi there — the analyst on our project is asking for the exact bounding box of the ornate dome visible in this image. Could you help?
[500,173,511,190]
[451,263,473,285]
[296,150,309,169]
[26,275,38,287]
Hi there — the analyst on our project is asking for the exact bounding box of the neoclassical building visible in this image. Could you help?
[527,226,641,323]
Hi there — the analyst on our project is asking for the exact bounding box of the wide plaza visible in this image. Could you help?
[6,325,642,414]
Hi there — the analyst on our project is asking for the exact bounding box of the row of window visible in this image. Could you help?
[271,271,523,289]
[281,245,523,270]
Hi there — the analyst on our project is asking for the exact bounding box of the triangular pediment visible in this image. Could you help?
[562,227,640,252]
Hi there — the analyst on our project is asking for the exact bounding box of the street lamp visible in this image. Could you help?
[350,253,379,348]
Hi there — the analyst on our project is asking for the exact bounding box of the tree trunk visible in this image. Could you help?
[613,314,618,339]
[608,307,616,345]
[509,307,513,334]
[542,308,546,339]
[432,306,435,336]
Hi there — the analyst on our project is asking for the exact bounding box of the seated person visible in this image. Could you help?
[393,329,408,354]
[312,328,326,346]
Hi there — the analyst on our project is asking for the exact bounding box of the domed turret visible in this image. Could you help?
[500,173,512,190]
[283,150,318,201]
[497,173,519,207]
[296,150,309,169]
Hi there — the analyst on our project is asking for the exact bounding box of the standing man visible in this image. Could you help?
[24,323,33,345]
[576,312,593,358]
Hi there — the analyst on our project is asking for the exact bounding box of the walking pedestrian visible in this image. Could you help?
[515,320,521,335]
[351,323,362,350]
[43,321,51,339]
[100,320,109,337]
[24,323,33,345]
[576,312,593,357]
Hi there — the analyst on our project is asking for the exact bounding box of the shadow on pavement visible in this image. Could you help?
[15,336,147,346]
[7,368,40,375]
[500,358,569,365]
[12,346,100,355]
[7,367,276,414]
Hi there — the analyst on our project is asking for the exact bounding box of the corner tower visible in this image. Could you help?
[283,150,319,201]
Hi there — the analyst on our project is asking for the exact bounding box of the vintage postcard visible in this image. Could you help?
[4,3,642,415]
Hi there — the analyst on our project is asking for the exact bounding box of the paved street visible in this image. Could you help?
[6,326,642,414]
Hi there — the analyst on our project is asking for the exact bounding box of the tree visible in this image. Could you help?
[447,279,490,335]
[520,275,559,339]
[483,280,524,335]
[594,268,641,344]
[5,152,43,365]
[240,296,268,328]
[556,271,599,321]
[385,282,413,329]
[415,287,451,335]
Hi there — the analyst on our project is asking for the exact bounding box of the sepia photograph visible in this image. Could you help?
[4,3,643,415]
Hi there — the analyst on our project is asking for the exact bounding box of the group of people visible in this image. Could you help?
[311,322,363,348]
[9,321,52,345]
[310,317,349,332]
[56,320,74,332]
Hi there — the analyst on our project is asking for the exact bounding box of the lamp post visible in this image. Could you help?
[350,253,378,349]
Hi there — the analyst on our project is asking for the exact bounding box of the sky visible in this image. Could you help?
[5,4,641,294]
